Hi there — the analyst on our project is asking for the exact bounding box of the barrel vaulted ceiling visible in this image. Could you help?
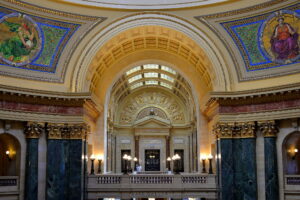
[0,0,299,98]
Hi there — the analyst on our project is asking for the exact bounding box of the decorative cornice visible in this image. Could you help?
[47,123,89,139]
[208,86,300,107]
[24,122,45,138]
[0,85,91,107]
[257,120,278,137]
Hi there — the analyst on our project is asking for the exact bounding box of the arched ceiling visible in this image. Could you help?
[88,25,219,105]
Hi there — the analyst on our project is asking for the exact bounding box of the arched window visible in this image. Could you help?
[0,133,21,176]
[282,131,300,175]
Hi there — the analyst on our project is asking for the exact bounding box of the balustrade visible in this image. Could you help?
[0,177,18,186]
[87,173,217,200]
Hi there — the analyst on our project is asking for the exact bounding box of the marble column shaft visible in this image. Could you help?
[24,138,39,200]
[46,124,87,200]
[218,138,234,200]
[259,120,279,200]
[215,122,257,200]
[24,122,43,200]
[264,137,279,200]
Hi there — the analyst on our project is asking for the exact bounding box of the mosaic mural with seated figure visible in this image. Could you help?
[0,7,80,73]
[220,5,300,72]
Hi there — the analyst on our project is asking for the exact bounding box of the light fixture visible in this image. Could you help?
[172,154,181,174]
[123,154,133,174]
[167,157,172,171]
[291,148,299,160]
[5,150,11,161]
[90,154,95,175]
[200,154,207,173]
[207,154,213,174]
[97,155,103,174]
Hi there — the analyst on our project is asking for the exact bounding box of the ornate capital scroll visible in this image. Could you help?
[24,122,45,138]
[47,123,89,140]
[237,122,256,138]
[214,122,256,138]
[257,120,278,137]
[213,122,235,138]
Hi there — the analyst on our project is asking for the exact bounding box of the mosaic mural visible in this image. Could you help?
[0,7,80,73]
[220,4,300,71]
[0,13,42,66]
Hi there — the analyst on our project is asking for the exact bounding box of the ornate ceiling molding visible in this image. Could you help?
[59,0,229,10]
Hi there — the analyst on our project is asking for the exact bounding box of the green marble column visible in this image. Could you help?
[259,120,279,200]
[46,123,88,200]
[214,123,235,200]
[215,122,257,200]
[24,122,44,200]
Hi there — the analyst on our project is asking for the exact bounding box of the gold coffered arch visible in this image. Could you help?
[88,25,215,94]
[71,13,231,108]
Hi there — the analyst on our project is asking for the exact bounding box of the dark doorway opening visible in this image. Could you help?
[145,149,160,171]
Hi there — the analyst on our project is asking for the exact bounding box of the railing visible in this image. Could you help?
[0,176,19,197]
[284,175,300,199]
[87,173,217,199]
[130,175,173,184]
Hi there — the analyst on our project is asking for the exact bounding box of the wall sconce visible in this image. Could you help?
[167,157,171,171]
[200,154,207,173]
[291,148,298,160]
[123,154,132,174]
[172,154,181,174]
[6,150,11,161]
[97,155,103,174]
[90,154,95,175]
[133,157,138,171]
[208,154,213,174]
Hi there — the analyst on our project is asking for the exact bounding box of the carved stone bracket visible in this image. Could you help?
[24,122,45,138]
[257,120,278,137]
[47,123,90,140]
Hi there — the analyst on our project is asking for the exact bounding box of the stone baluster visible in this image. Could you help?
[258,120,279,200]
[24,122,44,200]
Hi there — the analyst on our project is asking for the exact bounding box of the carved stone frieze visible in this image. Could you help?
[24,122,45,138]
[47,123,89,139]
[257,120,278,137]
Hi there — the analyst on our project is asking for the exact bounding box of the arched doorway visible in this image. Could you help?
[0,133,21,176]
[282,131,300,175]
